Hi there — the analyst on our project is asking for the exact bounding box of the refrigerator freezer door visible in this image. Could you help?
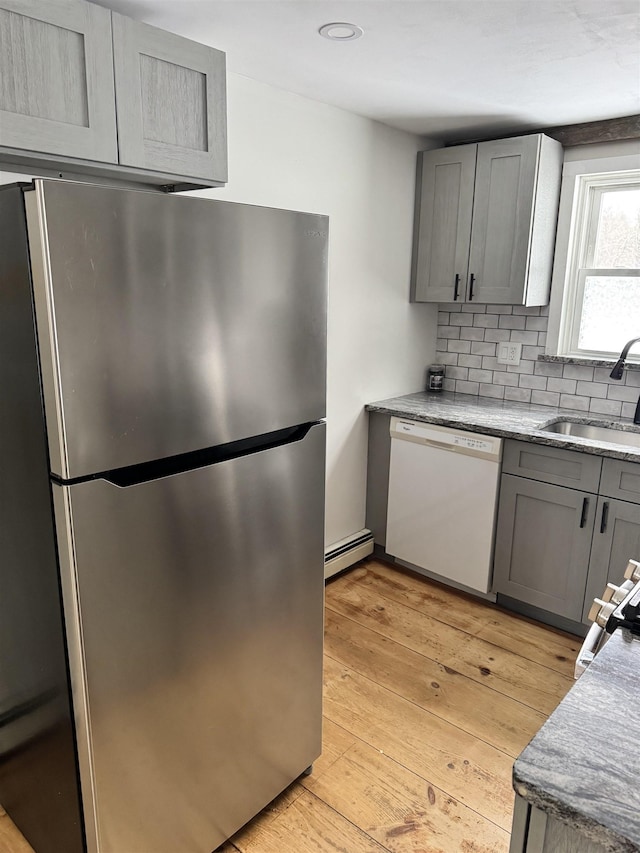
[26,180,327,479]
[53,423,325,853]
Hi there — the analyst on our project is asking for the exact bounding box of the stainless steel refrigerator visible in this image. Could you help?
[0,180,327,853]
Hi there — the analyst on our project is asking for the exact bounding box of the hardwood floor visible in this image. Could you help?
[0,559,579,853]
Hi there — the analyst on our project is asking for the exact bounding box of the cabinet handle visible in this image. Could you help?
[469,273,475,301]
[454,273,460,301]
[600,501,609,534]
[579,497,589,529]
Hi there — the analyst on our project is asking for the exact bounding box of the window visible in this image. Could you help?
[549,155,640,362]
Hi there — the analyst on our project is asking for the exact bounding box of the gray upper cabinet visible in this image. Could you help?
[411,144,476,303]
[411,133,562,305]
[0,0,117,162]
[0,0,227,189]
[112,13,227,184]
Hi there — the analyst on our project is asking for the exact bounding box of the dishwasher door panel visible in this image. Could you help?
[386,435,501,593]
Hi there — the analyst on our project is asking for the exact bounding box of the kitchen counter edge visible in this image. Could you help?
[365,391,640,461]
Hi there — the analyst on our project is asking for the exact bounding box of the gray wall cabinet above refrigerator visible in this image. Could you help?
[0,0,227,189]
[411,133,562,305]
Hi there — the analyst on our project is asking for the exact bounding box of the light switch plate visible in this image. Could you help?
[497,342,522,365]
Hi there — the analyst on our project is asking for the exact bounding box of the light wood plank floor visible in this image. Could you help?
[0,559,579,853]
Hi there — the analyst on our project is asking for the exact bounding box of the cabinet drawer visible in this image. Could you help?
[502,440,602,492]
[600,458,640,504]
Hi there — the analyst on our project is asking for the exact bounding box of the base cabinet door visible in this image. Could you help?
[0,0,117,162]
[510,796,611,853]
[582,496,640,621]
[493,474,594,621]
[112,12,227,183]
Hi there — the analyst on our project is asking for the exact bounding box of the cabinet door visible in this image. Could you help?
[412,145,476,302]
[112,13,227,184]
[582,497,640,621]
[493,474,594,620]
[468,135,540,304]
[0,0,117,162]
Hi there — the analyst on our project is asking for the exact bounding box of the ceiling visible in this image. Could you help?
[96,0,640,142]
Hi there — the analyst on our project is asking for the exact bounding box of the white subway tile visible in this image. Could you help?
[559,394,590,411]
[534,361,564,377]
[506,361,535,374]
[455,380,480,394]
[468,368,494,383]
[483,329,511,343]
[461,303,485,313]
[459,327,486,341]
[442,378,456,392]
[470,341,497,356]
[479,384,505,399]
[522,345,543,360]
[448,340,472,353]
[538,332,547,346]
[457,354,482,369]
[439,326,461,339]
[485,305,513,314]
[621,402,639,419]
[606,384,640,403]
[498,315,526,329]
[505,387,532,402]
[473,314,499,328]
[563,364,594,381]
[449,313,475,327]
[531,390,561,407]
[437,312,450,325]
[447,366,469,380]
[547,377,577,394]
[589,398,622,416]
[492,372,520,387]
[513,306,543,315]
[576,380,608,399]
[436,352,459,366]
[525,316,548,332]
[510,330,539,345]
[519,374,548,390]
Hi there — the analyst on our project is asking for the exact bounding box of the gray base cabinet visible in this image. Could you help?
[494,440,640,626]
[411,133,562,305]
[510,796,609,853]
[0,0,227,189]
[493,474,594,621]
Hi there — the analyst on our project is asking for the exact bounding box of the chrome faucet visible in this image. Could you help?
[609,337,640,424]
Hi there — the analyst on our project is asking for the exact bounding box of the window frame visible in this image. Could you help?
[546,144,640,364]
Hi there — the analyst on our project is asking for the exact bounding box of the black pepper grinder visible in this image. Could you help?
[426,364,445,392]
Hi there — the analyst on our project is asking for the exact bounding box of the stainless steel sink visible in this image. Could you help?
[540,419,640,448]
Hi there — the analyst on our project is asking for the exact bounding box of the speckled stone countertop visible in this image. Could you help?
[513,629,640,852]
[365,391,640,461]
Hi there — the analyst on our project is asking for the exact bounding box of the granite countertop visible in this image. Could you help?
[513,629,640,852]
[365,391,640,461]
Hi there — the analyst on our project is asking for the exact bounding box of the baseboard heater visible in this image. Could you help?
[324,529,374,579]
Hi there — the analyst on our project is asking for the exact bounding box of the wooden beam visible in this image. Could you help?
[542,114,640,146]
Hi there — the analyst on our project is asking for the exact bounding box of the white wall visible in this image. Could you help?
[201,74,437,546]
[0,72,438,548]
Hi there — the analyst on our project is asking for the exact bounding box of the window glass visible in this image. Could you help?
[578,275,640,352]
[592,188,640,268]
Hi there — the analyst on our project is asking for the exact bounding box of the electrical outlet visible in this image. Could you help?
[497,342,522,366]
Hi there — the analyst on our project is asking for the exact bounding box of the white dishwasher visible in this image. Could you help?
[386,417,502,594]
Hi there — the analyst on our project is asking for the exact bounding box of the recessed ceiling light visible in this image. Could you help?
[318,22,364,41]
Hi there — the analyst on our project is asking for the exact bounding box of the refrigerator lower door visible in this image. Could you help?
[52,424,325,853]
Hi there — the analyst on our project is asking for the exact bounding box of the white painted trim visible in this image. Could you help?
[324,529,373,579]
[546,143,640,360]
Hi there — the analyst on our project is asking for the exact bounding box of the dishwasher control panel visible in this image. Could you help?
[390,418,502,462]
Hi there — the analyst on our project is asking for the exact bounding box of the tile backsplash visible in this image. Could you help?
[435,304,640,419]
